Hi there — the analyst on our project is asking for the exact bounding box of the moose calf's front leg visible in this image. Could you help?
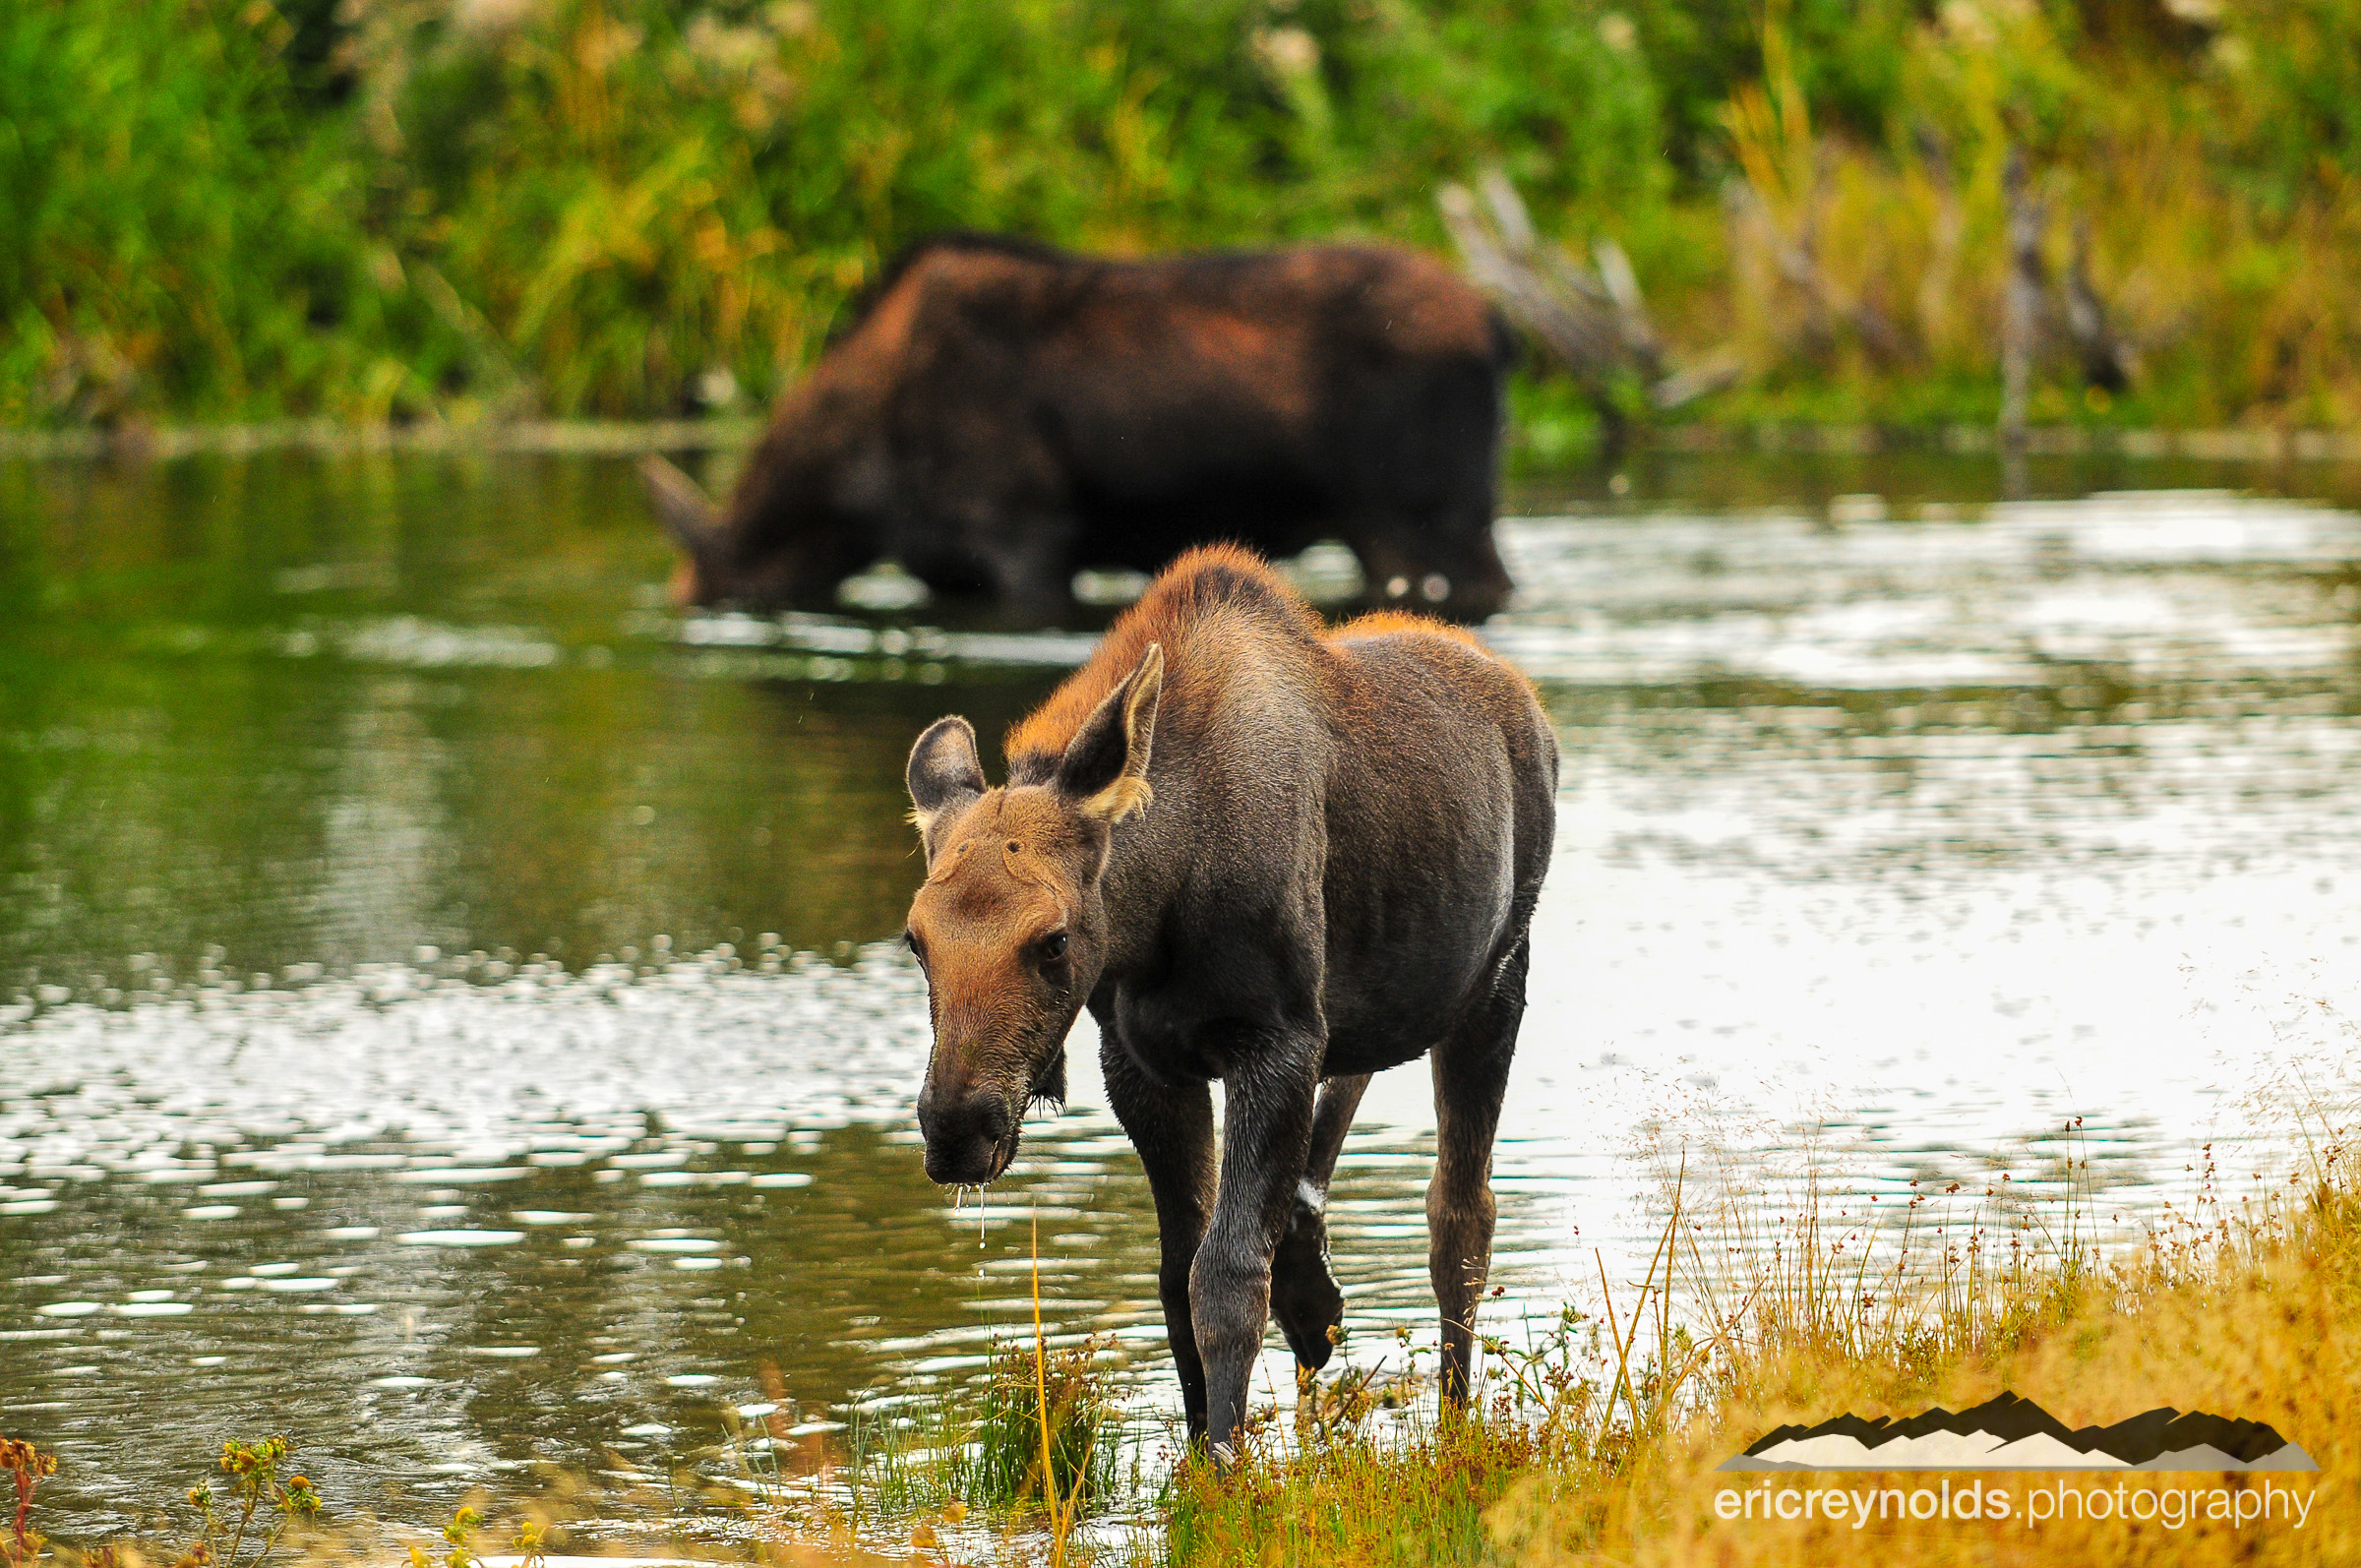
[1099,1040,1217,1438]
[1190,1043,1320,1462]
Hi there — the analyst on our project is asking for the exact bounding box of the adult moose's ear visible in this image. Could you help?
[640,455,724,606]
[907,717,986,846]
[1057,643,1163,824]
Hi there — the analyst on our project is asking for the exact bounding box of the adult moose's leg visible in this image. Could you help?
[1098,1036,1218,1437]
[981,511,1082,626]
[908,421,1078,623]
[1339,356,1512,623]
[1270,1072,1371,1370]
[1427,935,1529,1406]
[1193,1036,1321,1461]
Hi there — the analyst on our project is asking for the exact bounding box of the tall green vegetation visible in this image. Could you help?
[0,0,433,422]
[5,0,2361,429]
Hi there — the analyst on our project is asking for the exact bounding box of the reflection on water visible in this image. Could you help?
[4,449,2360,1537]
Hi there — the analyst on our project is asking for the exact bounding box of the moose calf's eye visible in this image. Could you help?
[1040,932,1067,963]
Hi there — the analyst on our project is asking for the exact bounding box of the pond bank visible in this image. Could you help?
[1170,1096,2361,1568]
[6,419,2361,466]
[0,419,760,463]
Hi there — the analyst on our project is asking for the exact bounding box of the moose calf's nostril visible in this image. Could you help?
[970,1095,1015,1145]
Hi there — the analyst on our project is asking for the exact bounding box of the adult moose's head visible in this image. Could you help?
[901,644,1164,1185]
[640,436,881,612]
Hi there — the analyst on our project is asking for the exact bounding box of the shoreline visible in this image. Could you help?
[4,418,2360,465]
[0,417,763,463]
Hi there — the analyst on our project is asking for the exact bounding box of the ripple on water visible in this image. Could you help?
[3,478,2358,1541]
[395,1231,527,1247]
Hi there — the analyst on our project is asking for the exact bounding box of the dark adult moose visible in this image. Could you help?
[645,236,1518,622]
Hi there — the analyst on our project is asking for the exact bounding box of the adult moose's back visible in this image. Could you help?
[646,237,1517,622]
[899,545,1556,1457]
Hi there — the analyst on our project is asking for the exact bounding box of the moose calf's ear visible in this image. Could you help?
[1057,643,1163,823]
[908,717,986,841]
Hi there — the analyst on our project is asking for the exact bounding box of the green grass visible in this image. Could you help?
[939,1337,1128,1513]
[8,0,2361,433]
[827,1334,1128,1523]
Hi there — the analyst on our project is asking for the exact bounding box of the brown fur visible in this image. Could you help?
[1004,544,1315,766]
[1002,545,1493,775]
[1327,607,1486,645]
[903,546,1557,1458]
[649,237,1517,620]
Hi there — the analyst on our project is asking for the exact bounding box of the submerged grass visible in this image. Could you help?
[829,1334,1127,1531]
[945,1336,1122,1518]
[709,1255,1134,1563]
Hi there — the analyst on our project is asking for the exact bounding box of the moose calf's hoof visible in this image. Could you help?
[1270,1187,1346,1371]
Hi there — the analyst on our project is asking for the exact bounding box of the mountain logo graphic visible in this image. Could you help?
[1720,1392,2317,1472]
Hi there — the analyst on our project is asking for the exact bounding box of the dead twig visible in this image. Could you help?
[1439,171,1739,434]
[2000,147,2044,454]
[2064,215,2139,395]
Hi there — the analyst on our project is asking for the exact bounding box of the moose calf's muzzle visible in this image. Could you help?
[916,1079,1018,1186]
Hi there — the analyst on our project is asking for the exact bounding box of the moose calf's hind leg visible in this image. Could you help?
[1427,962,1525,1407]
[1270,1073,1371,1371]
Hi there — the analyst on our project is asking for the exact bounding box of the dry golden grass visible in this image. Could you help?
[1495,1193,2358,1565]
[1167,1090,2360,1568]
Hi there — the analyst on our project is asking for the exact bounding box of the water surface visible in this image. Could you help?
[4,448,2359,1539]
